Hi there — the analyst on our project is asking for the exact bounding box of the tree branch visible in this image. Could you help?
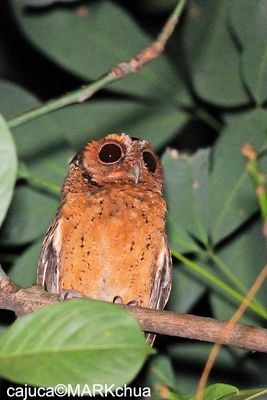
[129,307,267,353]
[7,0,187,129]
[0,271,266,353]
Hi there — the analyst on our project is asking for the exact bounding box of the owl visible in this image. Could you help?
[37,133,172,343]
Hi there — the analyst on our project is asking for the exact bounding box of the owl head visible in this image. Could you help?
[69,133,164,192]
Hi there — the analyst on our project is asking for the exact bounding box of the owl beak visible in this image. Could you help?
[127,163,140,184]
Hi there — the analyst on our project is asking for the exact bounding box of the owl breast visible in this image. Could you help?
[58,185,166,306]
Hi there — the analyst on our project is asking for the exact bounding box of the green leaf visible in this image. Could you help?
[9,240,42,287]
[167,343,248,395]
[200,383,239,400]
[18,162,61,196]
[162,148,210,251]
[144,354,178,400]
[168,266,205,314]
[0,80,37,117]
[0,299,149,388]
[11,0,183,99]
[173,250,267,320]
[182,0,248,106]
[55,100,188,151]
[1,79,188,156]
[0,186,58,246]
[160,110,267,248]
[207,110,267,244]
[210,218,267,324]
[231,0,267,105]
[0,80,65,159]
[27,145,73,188]
[0,114,17,227]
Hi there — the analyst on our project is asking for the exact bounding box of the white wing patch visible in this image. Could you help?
[37,213,62,294]
[149,234,172,310]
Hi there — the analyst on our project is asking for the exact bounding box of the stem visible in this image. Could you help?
[195,107,222,132]
[207,250,246,292]
[238,389,267,400]
[7,0,187,129]
[172,250,267,319]
[8,75,113,129]
[205,248,266,313]
[18,166,60,196]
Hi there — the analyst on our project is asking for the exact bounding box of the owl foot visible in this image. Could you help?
[112,296,139,307]
[127,300,139,307]
[58,290,84,301]
[113,296,123,304]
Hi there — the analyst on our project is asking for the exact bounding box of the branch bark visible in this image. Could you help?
[0,273,267,353]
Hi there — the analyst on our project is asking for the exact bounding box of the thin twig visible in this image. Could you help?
[196,264,267,400]
[172,250,267,319]
[0,275,266,353]
[7,0,187,129]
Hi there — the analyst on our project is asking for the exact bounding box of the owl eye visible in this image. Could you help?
[98,142,123,164]
[143,151,157,173]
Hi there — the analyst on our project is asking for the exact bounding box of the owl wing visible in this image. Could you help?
[146,233,172,345]
[37,212,61,293]
[149,233,172,310]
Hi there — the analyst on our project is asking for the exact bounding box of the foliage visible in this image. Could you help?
[0,0,266,398]
[0,299,150,388]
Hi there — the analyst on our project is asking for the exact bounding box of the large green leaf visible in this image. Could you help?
[1,80,188,159]
[0,299,149,388]
[54,100,188,151]
[0,80,37,117]
[27,145,72,188]
[9,240,42,287]
[11,0,183,99]
[168,343,252,393]
[0,114,17,227]
[210,218,267,325]
[182,0,248,106]
[0,186,58,246]
[168,266,205,314]
[163,109,267,248]
[207,110,267,244]
[162,148,210,252]
[144,354,178,400]
[194,384,238,400]
[0,80,65,159]
[231,0,267,105]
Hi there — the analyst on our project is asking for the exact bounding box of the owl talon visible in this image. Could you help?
[113,296,123,304]
[127,300,139,307]
[112,296,138,307]
[58,290,84,301]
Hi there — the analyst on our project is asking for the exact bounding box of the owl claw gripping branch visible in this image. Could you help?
[37,133,172,344]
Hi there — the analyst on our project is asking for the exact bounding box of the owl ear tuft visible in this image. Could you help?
[130,136,141,142]
[69,150,84,166]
